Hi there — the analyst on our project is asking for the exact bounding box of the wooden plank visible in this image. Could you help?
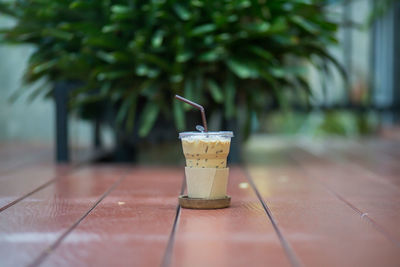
[170,167,291,267]
[247,151,400,266]
[0,164,71,211]
[365,138,400,158]
[40,168,183,267]
[0,165,125,267]
[353,140,400,186]
[298,139,400,189]
[293,144,400,245]
[338,149,400,189]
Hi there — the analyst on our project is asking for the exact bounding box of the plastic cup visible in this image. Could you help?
[179,131,234,199]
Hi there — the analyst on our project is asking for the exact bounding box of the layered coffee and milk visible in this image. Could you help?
[181,135,231,168]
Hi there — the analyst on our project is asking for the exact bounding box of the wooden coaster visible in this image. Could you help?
[179,195,231,209]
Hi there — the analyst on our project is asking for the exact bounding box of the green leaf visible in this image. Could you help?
[111,5,133,15]
[190,24,217,36]
[135,64,149,76]
[72,93,107,107]
[138,102,160,137]
[97,70,130,81]
[216,33,231,41]
[226,58,259,79]
[152,30,164,48]
[32,59,58,74]
[116,94,132,124]
[108,51,132,63]
[268,17,288,33]
[173,4,191,20]
[116,93,138,132]
[176,51,193,63]
[243,22,271,33]
[42,28,73,40]
[248,46,273,61]
[171,74,183,83]
[96,51,117,64]
[291,15,318,34]
[198,50,219,62]
[207,79,223,103]
[69,1,92,9]
[102,24,119,33]
[110,6,135,21]
[270,67,286,78]
[190,0,204,7]
[173,100,185,131]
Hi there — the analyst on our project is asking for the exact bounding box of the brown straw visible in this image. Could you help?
[175,95,208,132]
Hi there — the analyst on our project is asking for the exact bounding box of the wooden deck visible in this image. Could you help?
[0,138,400,267]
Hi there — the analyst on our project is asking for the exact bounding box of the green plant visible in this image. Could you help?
[0,0,342,138]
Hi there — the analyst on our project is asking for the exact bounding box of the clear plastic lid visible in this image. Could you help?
[179,131,234,139]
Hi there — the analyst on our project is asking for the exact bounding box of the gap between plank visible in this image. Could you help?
[0,151,109,213]
[160,173,186,267]
[27,173,127,267]
[311,143,400,193]
[0,179,55,213]
[296,144,400,192]
[318,181,400,249]
[289,150,400,249]
[0,165,82,213]
[243,166,302,267]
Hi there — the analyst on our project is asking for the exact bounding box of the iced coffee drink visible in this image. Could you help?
[179,131,233,199]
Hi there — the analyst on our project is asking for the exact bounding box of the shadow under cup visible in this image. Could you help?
[179,131,234,199]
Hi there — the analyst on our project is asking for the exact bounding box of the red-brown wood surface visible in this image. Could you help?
[248,163,400,266]
[41,168,183,267]
[0,164,72,210]
[292,144,400,244]
[342,140,400,188]
[245,142,400,267]
[0,166,125,267]
[171,167,291,267]
[299,139,400,189]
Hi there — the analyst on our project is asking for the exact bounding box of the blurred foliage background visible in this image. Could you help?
[0,0,344,140]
